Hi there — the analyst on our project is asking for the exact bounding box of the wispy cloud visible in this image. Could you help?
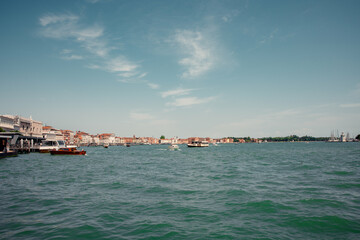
[130,112,155,121]
[161,88,194,98]
[222,9,240,23]
[166,96,215,107]
[39,13,79,27]
[39,12,147,85]
[106,57,138,73]
[259,28,278,44]
[340,103,360,108]
[60,49,83,60]
[39,13,108,57]
[147,83,160,89]
[62,55,83,60]
[174,30,215,79]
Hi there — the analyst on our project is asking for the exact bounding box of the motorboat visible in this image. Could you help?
[104,143,109,148]
[168,144,179,150]
[0,135,18,159]
[50,147,86,155]
[39,140,66,153]
[187,141,209,147]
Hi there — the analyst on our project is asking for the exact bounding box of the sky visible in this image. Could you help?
[0,0,359,138]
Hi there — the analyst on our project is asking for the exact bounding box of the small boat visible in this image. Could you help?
[50,147,86,155]
[126,144,130,147]
[168,144,179,150]
[187,141,209,147]
[0,135,18,158]
[104,143,109,148]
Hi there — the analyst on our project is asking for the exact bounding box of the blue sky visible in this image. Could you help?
[1,0,359,138]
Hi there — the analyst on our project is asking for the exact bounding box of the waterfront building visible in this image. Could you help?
[91,135,100,145]
[61,130,74,145]
[122,137,134,144]
[74,131,92,145]
[42,126,64,141]
[220,138,234,143]
[1,115,42,138]
[98,133,115,145]
[0,115,19,131]
[159,138,172,144]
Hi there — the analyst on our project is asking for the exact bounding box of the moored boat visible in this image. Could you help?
[187,141,209,147]
[39,140,66,153]
[50,147,86,155]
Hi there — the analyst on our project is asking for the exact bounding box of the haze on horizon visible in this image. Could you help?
[0,0,359,138]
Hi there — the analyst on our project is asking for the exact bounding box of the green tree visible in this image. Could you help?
[0,127,5,132]
[160,135,165,139]
[356,134,360,140]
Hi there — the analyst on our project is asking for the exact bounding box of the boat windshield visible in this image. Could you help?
[42,140,57,146]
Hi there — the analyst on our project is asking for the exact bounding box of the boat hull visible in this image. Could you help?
[187,145,209,147]
[50,149,86,155]
[0,151,18,159]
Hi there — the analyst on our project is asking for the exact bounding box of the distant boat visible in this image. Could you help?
[50,147,86,155]
[104,143,109,148]
[212,142,218,146]
[168,144,179,150]
[188,141,209,147]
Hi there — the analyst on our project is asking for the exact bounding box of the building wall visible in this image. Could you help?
[0,115,15,131]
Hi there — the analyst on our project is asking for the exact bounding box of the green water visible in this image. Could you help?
[1,142,359,239]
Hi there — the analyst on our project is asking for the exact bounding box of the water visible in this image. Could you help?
[1,142,359,239]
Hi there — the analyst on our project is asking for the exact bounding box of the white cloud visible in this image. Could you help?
[130,112,155,121]
[166,96,214,107]
[62,55,83,60]
[340,103,360,108]
[86,64,101,69]
[117,72,138,78]
[39,13,147,86]
[60,49,83,60]
[148,83,160,89]
[106,57,138,72]
[39,14,78,26]
[138,73,147,79]
[174,30,215,78]
[39,13,109,58]
[161,88,194,98]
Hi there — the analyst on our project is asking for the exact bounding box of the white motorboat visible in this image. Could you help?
[39,140,66,153]
[168,144,179,150]
[187,141,209,147]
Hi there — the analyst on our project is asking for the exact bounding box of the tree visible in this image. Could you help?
[160,135,165,139]
[0,127,5,132]
[356,134,360,140]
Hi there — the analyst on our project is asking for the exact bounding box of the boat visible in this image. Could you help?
[104,143,109,148]
[0,135,18,159]
[168,144,179,150]
[39,140,66,153]
[187,141,209,147]
[50,147,86,155]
